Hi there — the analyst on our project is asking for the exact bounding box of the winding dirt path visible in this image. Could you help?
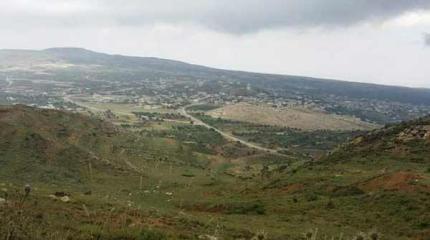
[179,104,288,157]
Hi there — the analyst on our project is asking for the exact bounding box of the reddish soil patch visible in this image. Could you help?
[357,171,429,193]
[281,183,304,193]
[414,229,430,240]
[201,191,220,198]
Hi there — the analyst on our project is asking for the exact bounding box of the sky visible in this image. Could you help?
[0,0,430,88]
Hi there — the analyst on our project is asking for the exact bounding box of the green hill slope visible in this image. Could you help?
[327,116,430,164]
[257,117,430,239]
[0,106,429,239]
[0,105,129,183]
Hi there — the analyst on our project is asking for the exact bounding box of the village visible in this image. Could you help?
[1,74,430,125]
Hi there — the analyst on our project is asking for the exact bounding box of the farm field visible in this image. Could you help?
[208,103,379,131]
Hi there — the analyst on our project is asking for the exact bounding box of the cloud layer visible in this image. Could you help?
[0,1,429,88]
[2,0,430,33]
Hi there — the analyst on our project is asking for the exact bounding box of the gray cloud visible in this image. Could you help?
[425,33,430,46]
[1,0,430,33]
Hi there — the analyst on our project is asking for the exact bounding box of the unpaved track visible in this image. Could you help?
[179,104,288,157]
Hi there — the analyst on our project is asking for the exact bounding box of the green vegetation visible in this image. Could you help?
[133,112,189,121]
[143,125,226,155]
[0,105,429,239]
[326,116,430,164]
[186,104,221,112]
[194,113,360,157]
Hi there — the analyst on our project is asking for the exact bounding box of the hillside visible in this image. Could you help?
[327,116,430,163]
[0,105,128,183]
[318,116,430,197]
[0,105,221,183]
[277,117,430,239]
[1,48,430,124]
[0,106,429,239]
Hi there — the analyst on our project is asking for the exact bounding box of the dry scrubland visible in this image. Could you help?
[208,103,378,131]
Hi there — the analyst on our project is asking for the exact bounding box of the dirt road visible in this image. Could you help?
[179,104,286,156]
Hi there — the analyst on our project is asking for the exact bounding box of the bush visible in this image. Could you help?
[226,201,266,215]
[138,229,167,240]
[305,193,319,202]
[331,186,365,197]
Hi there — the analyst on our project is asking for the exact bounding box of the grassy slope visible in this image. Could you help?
[0,105,127,183]
[0,106,429,240]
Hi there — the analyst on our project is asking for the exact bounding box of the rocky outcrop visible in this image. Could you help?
[396,125,430,142]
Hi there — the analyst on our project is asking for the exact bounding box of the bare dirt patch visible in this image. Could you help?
[281,183,305,193]
[357,171,430,193]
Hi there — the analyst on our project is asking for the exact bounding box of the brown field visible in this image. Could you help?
[207,103,378,130]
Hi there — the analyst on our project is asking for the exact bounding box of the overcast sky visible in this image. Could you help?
[0,0,430,88]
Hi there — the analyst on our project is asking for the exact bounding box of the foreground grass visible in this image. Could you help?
[2,155,428,239]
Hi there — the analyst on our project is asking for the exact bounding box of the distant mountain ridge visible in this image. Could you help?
[1,47,428,104]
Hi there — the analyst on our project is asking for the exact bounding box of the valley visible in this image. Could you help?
[0,48,429,240]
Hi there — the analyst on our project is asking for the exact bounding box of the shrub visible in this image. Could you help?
[331,186,365,197]
[369,232,380,240]
[305,193,319,202]
[137,229,167,240]
[227,201,266,215]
